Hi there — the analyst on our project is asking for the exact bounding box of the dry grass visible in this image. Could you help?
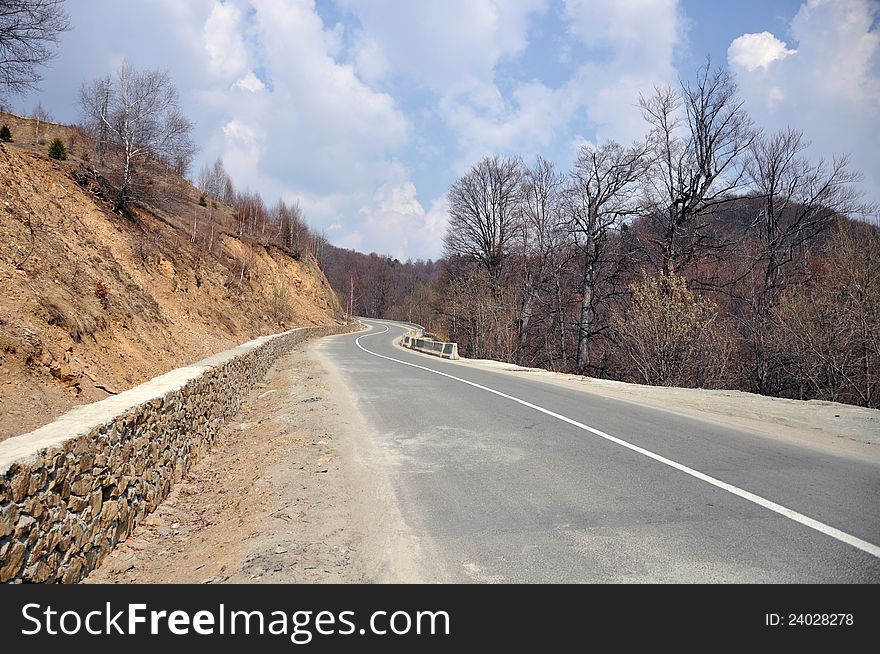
[39,296,107,343]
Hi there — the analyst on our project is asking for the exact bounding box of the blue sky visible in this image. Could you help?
[10,0,880,260]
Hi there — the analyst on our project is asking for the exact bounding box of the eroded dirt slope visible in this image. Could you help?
[0,114,344,440]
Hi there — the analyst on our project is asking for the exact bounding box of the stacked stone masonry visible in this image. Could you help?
[0,325,348,583]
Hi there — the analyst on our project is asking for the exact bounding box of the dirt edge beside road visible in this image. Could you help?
[86,335,423,584]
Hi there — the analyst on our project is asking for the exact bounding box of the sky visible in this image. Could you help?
[10,0,880,261]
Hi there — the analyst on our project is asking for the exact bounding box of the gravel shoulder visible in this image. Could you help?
[85,335,422,584]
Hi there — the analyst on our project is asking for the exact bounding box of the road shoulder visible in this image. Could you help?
[85,335,423,584]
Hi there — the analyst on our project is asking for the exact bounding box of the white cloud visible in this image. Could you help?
[767,86,785,109]
[729,0,880,204]
[338,0,547,91]
[728,32,796,72]
[560,0,682,144]
[327,156,447,260]
[440,79,581,169]
[347,183,448,260]
[188,0,421,257]
[222,119,259,146]
[150,0,215,50]
[352,37,389,85]
[790,0,880,105]
[244,0,410,176]
[233,71,265,93]
[203,1,249,79]
[373,181,423,218]
[339,0,557,167]
[338,0,680,173]
[564,0,680,66]
[220,119,264,184]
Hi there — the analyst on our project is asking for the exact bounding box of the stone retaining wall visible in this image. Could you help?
[0,324,348,583]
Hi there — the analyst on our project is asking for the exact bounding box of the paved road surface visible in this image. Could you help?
[316,319,880,582]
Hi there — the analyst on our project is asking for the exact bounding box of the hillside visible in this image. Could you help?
[0,112,345,441]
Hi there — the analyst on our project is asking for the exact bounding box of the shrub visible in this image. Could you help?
[198,194,208,207]
[767,222,880,406]
[0,124,11,142]
[94,279,109,310]
[612,272,734,388]
[272,281,294,324]
[48,138,67,160]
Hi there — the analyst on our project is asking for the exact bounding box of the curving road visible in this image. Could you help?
[315,319,880,583]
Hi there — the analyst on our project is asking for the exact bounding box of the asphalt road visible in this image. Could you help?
[316,319,880,583]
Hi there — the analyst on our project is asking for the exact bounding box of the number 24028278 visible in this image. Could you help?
[765,614,854,626]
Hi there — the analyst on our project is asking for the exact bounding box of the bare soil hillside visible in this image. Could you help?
[0,112,345,441]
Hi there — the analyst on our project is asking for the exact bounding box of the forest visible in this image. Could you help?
[319,61,880,409]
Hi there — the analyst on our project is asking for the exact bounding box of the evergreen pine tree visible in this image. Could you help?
[48,138,67,160]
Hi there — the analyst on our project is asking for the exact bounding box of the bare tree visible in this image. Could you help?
[89,75,111,165]
[170,150,193,179]
[743,128,869,393]
[442,264,519,361]
[197,164,215,199]
[516,157,566,362]
[640,59,755,276]
[0,0,70,99]
[198,157,234,205]
[222,175,235,205]
[444,155,524,278]
[232,190,265,241]
[566,140,646,370]
[274,198,308,255]
[767,222,880,406]
[30,101,51,142]
[827,221,880,407]
[79,61,196,213]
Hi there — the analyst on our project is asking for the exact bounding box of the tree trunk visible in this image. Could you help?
[517,278,536,365]
[556,273,567,369]
[663,207,677,277]
[754,252,781,394]
[753,304,770,395]
[116,152,133,213]
[576,241,597,371]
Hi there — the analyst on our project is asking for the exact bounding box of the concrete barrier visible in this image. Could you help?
[0,324,349,584]
[401,331,459,360]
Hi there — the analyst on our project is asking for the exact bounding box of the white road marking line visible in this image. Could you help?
[355,321,880,560]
